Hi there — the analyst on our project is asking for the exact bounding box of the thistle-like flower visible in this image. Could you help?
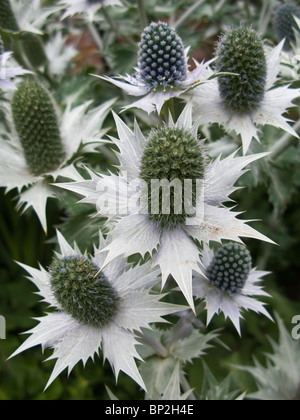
[0,0,63,35]
[0,80,115,232]
[9,231,183,390]
[193,243,272,334]
[0,37,32,90]
[59,0,123,22]
[58,104,274,311]
[274,2,300,50]
[191,26,300,154]
[98,21,212,114]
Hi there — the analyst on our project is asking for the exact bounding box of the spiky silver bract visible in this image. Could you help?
[57,104,274,312]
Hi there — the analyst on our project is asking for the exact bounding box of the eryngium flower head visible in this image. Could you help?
[274,2,300,50]
[191,27,300,154]
[58,104,274,311]
[49,256,120,327]
[9,231,183,390]
[140,126,205,228]
[0,87,115,231]
[193,244,272,334]
[216,26,267,114]
[11,81,66,176]
[206,243,252,295]
[97,21,211,114]
[137,21,187,89]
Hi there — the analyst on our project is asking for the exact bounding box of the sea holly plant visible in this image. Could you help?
[0,79,115,231]
[58,104,274,310]
[191,25,300,154]
[1,0,300,402]
[98,21,215,114]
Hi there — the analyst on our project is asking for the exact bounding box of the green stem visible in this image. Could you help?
[174,0,205,29]
[101,5,118,35]
[137,0,148,30]
[136,331,169,358]
[88,22,103,51]
[268,119,300,161]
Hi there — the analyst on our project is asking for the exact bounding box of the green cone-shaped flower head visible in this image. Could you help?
[49,256,120,327]
[274,2,300,50]
[138,21,188,90]
[140,126,205,229]
[206,243,252,295]
[11,81,66,176]
[0,0,19,32]
[216,26,267,114]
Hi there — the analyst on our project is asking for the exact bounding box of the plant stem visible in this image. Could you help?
[137,0,148,30]
[268,119,300,161]
[174,0,205,29]
[101,5,118,35]
[136,331,168,358]
[88,22,103,51]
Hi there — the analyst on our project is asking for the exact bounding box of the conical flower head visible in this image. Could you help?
[0,0,19,32]
[274,2,300,50]
[140,126,205,229]
[206,243,252,295]
[216,26,267,114]
[49,256,120,328]
[138,21,188,90]
[11,81,66,176]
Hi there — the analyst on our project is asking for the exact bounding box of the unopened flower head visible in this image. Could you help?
[137,22,187,90]
[58,105,274,311]
[216,26,267,114]
[193,243,272,334]
[49,256,120,328]
[9,231,183,390]
[11,81,66,176]
[0,82,115,231]
[191,25,300,154]
[140,126,205,229]
[206,243,252,296]
[274,2,300,50]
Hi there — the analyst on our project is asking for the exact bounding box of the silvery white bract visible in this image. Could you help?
[0,98,115,232]
[9,231,184,390]
[59,0,123,22]
[44,31,78,78]
[0,49,32,90]
[191,40,300,154]
[193,245,272,335]
[98,21,214,114]
[58,104,274,311]
[8,0,63,34]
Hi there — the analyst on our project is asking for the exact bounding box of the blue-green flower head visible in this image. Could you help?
[137,21,188,90]
[206,243,252,295]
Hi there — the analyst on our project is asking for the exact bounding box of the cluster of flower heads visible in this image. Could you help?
[1,1,300,393]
